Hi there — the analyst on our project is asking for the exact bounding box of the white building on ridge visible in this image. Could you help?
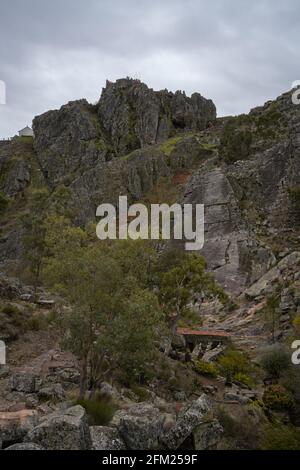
[18,126,34,137]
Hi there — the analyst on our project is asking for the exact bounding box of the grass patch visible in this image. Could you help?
[193,359,218,378]
[200,142,218,151]
[217,348,252,383]
[159,136,183,156]
[129,383,151,401]
[76,394,116,425]
[261,423,300,450]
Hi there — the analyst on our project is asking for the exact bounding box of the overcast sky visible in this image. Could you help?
[0,0,299,137]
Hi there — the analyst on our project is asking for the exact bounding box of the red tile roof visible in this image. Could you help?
[177,327,230,338]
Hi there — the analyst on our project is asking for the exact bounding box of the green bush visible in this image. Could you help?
[288,186,300,208]
[76,395,116,425]
[178,307,203,328]
[281,366,300,426]
[293,313,300,336]
[0,303,27,340]
[288,186,300,224]
[220,119,252,164]
[159,136,183,156]
[217,349,251,382]
[25,315,48,331]
[217,407,260,449]
[261,346,291,379]
[263,384,294,411]
[130,384,151,402]
[193,359,218,378]
[0,192,9,215]
[261,423,300,450]
[255,104,283,140]
[233,372,255,388]
[1,302,21,315]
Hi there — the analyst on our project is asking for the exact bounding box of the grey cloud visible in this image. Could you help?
[0,0,299,137]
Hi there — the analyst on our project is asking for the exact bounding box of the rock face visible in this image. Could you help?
[30,80,215,225]
[32,79,215,187]
[69,146,170,223]
[245,252,300,299]
[33,99,107,186]
[160,394,211,449]
[25,405,92,450]
[182,166,275,294]
[111,403,165,450]
[90,426,126,450]
[98,78,216,156]
[0,139,32,197]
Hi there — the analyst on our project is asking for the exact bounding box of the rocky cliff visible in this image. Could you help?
[0,80,299,296]
[0,79,300,451]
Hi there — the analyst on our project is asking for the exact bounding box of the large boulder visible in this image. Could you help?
[25,405,92,450]
[160,394,211,450]
[38,383,65,402]
[245,252,300,299]
[0,410,38,444]
[202,344,226,362]
[9,373,39,394]
[90,426,126,450]
[5,443,44,450]
[111,403,166,450]
[193,419,223,450]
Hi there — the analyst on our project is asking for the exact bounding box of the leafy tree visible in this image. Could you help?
[45,228,120,396]
[263,295,281,342]
[281,365,300,425]
[102,288,163,384]
[45,234,164,395]
[21,186,75,298]
[158,252,227,333]
[109,239,158,289]
[260,345,291,380]
[21,188,49,298]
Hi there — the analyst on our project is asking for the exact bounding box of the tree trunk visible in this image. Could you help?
[79,357,88,399]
